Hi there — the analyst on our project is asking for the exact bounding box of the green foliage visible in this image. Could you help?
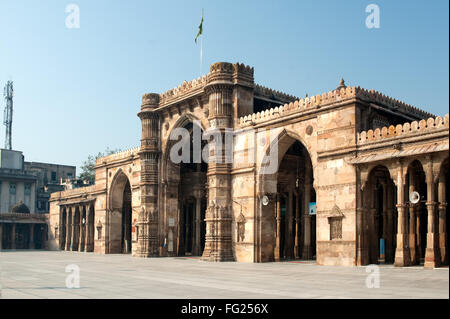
[78,147,121,184]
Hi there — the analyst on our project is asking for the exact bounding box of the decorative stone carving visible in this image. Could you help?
[237,213,246,242]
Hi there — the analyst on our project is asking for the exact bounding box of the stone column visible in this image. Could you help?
[201,62,234,262]
[386,183,394,263]
[424,157,440,268]
[408,173,418,264]
[71,209,78,251]
[194,194,202,256]
[274,194,281,261]
[286,190,294,259]
[302,171,312,260]
[380,182,388,263]
[29,224,34,249]
[294,191,301,259]
[438,174,447,265]
[86,205,93,252]
[394,161,411,267]
[137,93,160,257]
[66,208,72,251]
[416,204,422,262]
[356,179,368,265]
[369,207,377,263]
[79,206,86,252]
[11,223,16,250]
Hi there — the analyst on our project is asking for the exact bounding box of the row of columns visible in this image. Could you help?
[394,159,447,268]
[365,180,397,264]
[60,204,94,253]
[358,157,448,268]
[0,223,43,250]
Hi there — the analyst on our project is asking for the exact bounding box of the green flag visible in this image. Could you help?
[195,9,204,44]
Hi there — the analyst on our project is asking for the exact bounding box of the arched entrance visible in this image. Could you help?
[109,171,133,254]
[258,131,316,262]
[165,119,207,257]
[406,160,427,265]
[363,165,397,264]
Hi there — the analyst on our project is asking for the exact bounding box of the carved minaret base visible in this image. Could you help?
[201,62,236,262]
[135,93,160,257]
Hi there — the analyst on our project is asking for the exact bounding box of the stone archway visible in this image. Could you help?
[362,165,397,265]
[162,117,208,257]
[257,130,316,262]
[109,170,133,254]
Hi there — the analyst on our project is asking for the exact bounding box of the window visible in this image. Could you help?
[9,183,16,195]
[25,183,31,195]
[67,172,73,179]
[51,171,57,181]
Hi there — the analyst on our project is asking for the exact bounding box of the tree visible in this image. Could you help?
[78,147,121,184]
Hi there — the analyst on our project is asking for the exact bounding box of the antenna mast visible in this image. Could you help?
[3,81,13,150]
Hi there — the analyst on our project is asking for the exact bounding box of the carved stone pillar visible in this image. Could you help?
[274,193,281,261]
[356,179,368,266]
[386,183,394,263]
[408,173,418,265]
[302,172,312,260]
[356,166,369,265]
[86,204,94,252]
[201,62,234,262]
[194,191,202,256]
[424,156,440,268]
[381,182,388,261]
[294,192,301,259]
[66,207,72,251]
[416,205,422,262]
[394,161,411,267]
[286,189,294,259]
[79,206,86,252]
[71,208,79,251]
[438,174,447,265]
[438,203,447,265]
[136,93,160,257]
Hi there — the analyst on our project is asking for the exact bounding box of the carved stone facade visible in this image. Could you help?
[48,62,449,268]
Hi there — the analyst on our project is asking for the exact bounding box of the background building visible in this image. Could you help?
[0,148,76,250]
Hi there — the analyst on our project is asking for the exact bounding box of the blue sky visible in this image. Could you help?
[0,0,448,173]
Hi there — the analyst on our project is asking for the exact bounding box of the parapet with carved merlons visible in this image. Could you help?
[95,147,140,166]
[357,114,449,144]
[254,84,299,103]
[238,85,436,127]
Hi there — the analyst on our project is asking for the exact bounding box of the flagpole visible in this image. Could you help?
[200,36,203,75]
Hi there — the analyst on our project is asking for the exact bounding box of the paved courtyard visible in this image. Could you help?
[0,251,448,299]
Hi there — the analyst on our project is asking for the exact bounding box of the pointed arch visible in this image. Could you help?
[108,169,133,254]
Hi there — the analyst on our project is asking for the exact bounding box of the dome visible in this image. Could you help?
[11,201,30,214]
